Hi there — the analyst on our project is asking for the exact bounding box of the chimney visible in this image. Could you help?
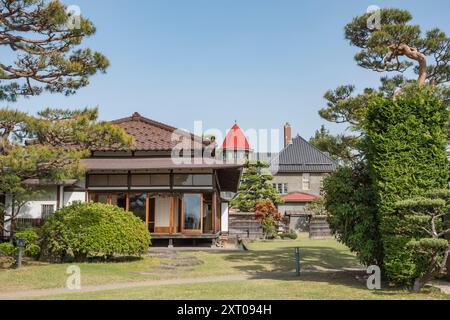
[284,122,292,147]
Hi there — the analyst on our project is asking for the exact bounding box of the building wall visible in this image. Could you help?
[272,173,327,196]
[5,186,59,219]
[63,191,86,207]
[278,202,307,215]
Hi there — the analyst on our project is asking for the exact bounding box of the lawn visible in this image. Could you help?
[1,234,449,300]
[34,274,448,300]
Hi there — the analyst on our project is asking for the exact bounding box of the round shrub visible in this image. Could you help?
[41,202,151,262]
[0,242,16,256]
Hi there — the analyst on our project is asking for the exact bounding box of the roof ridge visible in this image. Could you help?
[111,112,178,133]
[111,112,206,145]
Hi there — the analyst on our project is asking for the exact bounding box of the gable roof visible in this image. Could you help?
[107,112,206,151]
[282,192,317,203]
[221,123,251,151]
[271,135,336,173]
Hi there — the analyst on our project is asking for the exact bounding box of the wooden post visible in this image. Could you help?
[145,193,150,226]
[169,195,174,234]
[212,192,217,233]
[181,194,184,234]
[200,194,204,233]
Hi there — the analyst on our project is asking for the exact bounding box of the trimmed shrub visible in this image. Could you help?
[280,232,298,240]
[324,164,382,266]
[364,85,449,285]
[14,228,41,258]
[0,242,16,256]
[41,202,151,262]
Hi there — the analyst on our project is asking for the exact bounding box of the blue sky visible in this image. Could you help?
[4,0,450,148]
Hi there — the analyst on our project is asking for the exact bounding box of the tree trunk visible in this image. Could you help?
[385,44,427,85]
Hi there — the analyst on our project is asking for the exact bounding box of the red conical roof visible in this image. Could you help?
[222,123,251,151]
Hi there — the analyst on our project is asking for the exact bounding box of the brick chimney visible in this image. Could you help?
[284,122,292,148]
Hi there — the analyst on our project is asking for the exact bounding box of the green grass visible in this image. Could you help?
[0,234,358,293]
[34,274,449,300]
[1,234,449,300]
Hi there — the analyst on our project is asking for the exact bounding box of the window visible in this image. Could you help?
[277,184,283,194]
[273,183,288,195]
[183,194,202,231]
[320,177,325,196]
[129,193,147,222]
[302,174,311,190]
[41,204,55,220]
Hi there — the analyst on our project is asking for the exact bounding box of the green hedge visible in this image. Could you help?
[364,86,449,284]
[324,164,382,266]
[41,202,151,262]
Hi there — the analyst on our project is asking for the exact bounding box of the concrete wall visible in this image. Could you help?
[272,173,328,196]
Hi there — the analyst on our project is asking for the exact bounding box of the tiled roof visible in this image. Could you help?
[282,192,317,203]
[271,136,337,173]
[108,112,205,151]
[222,123,251,151]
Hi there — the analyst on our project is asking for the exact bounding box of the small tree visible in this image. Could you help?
[230,161,283,212]
[254,199,282,239]
[395,190,450,292]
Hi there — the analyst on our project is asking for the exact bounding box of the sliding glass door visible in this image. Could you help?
[129,193,147,222]
[183,194,203,233]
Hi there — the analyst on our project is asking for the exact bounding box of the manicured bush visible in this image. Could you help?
[364,85,449,285]
[0,242,16,256]
[14,228,41,258]
[41,202,151,262]
[280,232,298,240]
[324,164,382,266]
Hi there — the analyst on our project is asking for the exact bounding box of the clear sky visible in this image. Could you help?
[4,0,450,148]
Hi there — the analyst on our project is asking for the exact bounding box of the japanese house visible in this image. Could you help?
[3,113,243,246]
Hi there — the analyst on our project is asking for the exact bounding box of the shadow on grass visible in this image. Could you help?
[208,246,439,298]
[215,246,360,273]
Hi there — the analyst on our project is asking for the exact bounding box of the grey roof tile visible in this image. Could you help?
[270,136,337,173]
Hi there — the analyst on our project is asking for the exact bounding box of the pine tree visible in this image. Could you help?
[230,161,283,212]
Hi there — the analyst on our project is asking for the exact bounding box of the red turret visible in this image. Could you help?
[222,123,251,151]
